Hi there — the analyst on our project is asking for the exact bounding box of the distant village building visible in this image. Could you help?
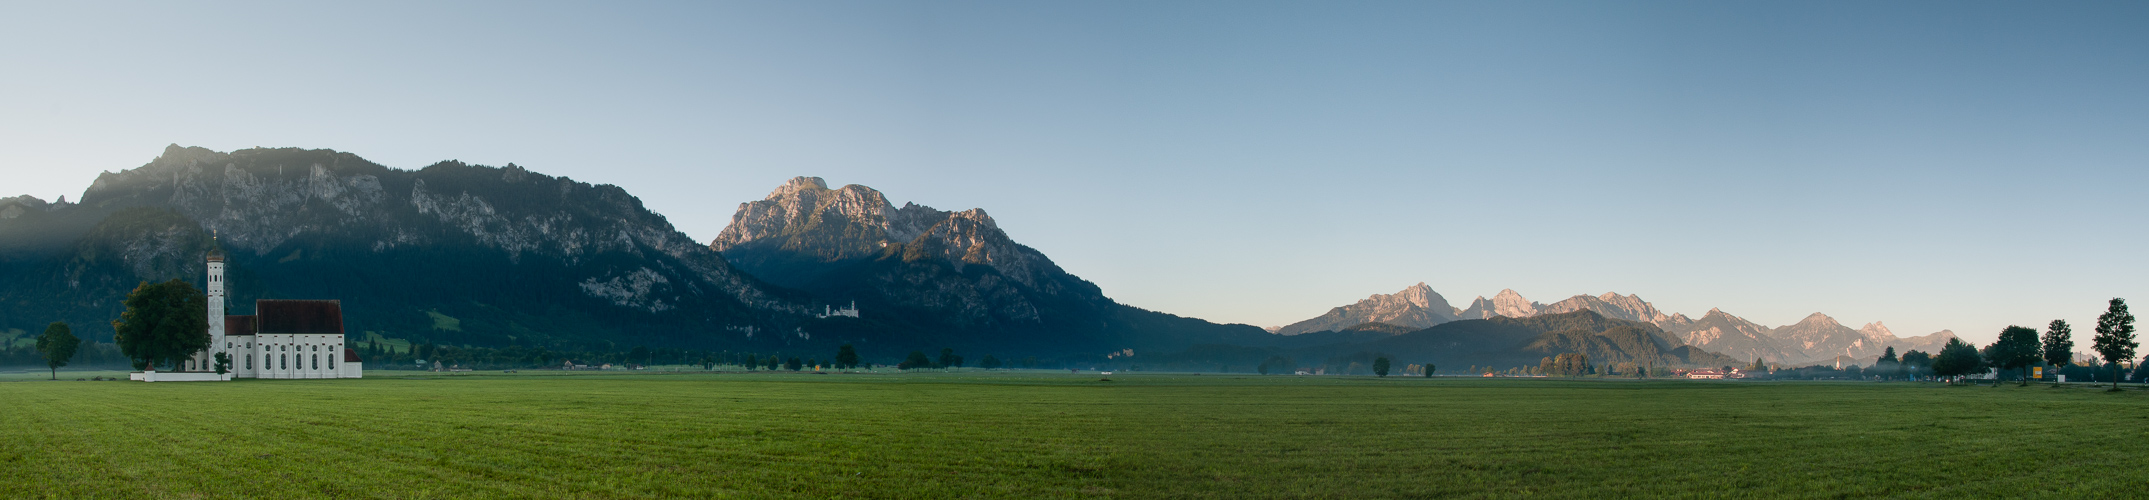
[817,301,860,319]
[1686,368,1749,380]
[133,249,363,382]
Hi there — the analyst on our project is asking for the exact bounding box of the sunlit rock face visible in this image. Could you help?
[1273,282,1461,335]
[1657,308,1792,364]
[711,177,1271,353]
[1538,292,1679,326]
[1457,289,1543,320]
[1285,280,1960,366]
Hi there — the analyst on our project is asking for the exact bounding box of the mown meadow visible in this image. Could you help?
[1,371,2144,498]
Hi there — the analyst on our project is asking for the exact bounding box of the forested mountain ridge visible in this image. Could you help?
[0,145,815,351]
[710,177,1277,355]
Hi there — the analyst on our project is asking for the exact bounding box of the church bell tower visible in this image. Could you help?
[206,246,225,356]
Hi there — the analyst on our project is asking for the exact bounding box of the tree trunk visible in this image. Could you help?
[49,366,56,380]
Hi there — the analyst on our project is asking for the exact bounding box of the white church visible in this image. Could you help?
[131,249,363,381]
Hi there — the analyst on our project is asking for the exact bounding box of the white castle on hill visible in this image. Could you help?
[818,301,860,319]
[132,249,363,382]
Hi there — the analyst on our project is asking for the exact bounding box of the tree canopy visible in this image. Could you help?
[1372,357,1391,377]
[2092,298,2136,390]
[835,343,859,369]
[1258,355,1293,375]
[1931,337,1984,382]
[2042,319,2074,380]
[1985,326,2041,385]
[36,322,80,380]
[899,350,933,370]
[1540,353,1591,377]
[112,279,210,371]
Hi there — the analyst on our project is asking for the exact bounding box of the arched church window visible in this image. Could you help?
[246,356,253,370]
[280,354,287,370]
[312,354,319,370]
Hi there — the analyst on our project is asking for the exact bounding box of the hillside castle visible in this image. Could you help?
[131,249,363,381]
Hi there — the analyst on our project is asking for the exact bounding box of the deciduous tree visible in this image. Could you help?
[2042,319,2074,386]
[1932,338,1984,384]
[112,279,210,371]
[899,351,933,370]
[1372,357,1391,377]
[35,322,80,380]
[2092,298,2137,391]
[835,343,860,369]
[1986,326,2041,386]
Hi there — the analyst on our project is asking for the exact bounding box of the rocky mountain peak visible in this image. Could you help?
[1540,291,1671,326]
[713,177,1056,290]
[780,175,829,192]
[1794,312,1839,326]
[1492,289,1538,317]
[1398,282,1438,309]
[1857,321,1895,341]
[1273,282,1459,335]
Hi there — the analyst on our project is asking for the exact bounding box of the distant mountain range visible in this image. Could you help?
[1,145,1945,369]
[1275,284,1957,365]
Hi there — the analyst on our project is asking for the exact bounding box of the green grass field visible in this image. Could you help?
[1,371,2144,499]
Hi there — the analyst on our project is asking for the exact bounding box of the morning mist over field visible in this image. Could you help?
[3,2,2147,498]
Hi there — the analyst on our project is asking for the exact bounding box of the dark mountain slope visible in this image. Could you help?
[0,145,813,350]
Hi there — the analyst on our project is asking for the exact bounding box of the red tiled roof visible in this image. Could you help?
[225,315,256,336]
[256,300,344,334]
[344,348,362,363]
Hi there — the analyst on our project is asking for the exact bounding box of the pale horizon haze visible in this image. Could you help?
[3,1,2145,348]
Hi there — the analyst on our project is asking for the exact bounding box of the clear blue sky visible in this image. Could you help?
[4,1,2144,346]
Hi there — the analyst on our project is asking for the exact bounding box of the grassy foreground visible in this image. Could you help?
[1,372,2144,499]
